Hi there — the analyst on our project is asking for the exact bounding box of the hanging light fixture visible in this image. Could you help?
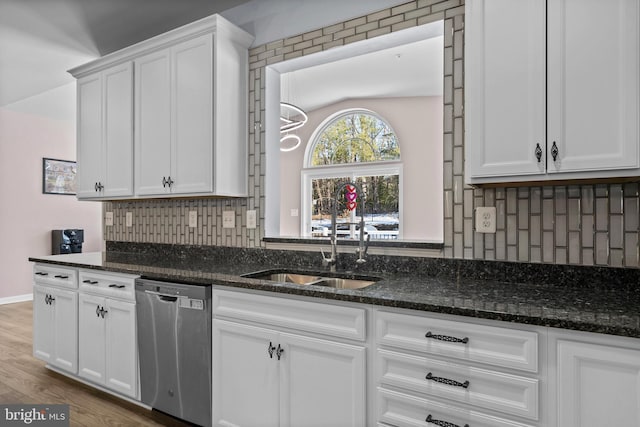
[280,73,307,152]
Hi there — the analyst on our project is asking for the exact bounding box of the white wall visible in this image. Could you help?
[0,83,102,302]
[280,96,443,241]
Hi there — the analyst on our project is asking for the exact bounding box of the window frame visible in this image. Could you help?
[301,108,403,238]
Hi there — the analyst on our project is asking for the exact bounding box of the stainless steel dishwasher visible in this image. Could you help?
[135,278,212,427]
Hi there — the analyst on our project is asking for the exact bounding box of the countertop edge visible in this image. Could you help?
[29,255,640,339]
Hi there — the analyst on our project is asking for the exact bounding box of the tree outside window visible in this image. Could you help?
[304,110,401,240]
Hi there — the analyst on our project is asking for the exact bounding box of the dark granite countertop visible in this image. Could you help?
[29,245,640,339]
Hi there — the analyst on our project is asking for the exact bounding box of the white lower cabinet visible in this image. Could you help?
[32,265,79,373]
[551,330,640,427]
[212,288,367,427]
[78,270,139,399]
[374,307,541,427]
[33,284,78,373]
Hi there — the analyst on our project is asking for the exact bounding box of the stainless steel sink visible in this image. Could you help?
[242,269,379,289]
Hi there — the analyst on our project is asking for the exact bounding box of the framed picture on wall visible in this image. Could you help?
[42,158,77,195]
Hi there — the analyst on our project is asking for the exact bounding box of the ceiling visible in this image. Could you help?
[0,0,441,110]
[282,36,444,113]
[0,0,250,107]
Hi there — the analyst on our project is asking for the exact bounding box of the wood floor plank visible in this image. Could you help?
[0,301,192,426]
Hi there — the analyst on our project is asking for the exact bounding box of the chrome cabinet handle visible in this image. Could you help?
[426,372,469,389]
[551,141,559,161]
[268,342,276,359]
[425,331,469,344]
[276,344,284,360]
[535,143,542,162]
[426,414,468,427]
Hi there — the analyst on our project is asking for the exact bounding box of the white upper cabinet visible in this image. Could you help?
[465,0,546,181]
[135,34,215,196]
[69,14,254,199]
[465,0,640,184]
[76,62,133,199]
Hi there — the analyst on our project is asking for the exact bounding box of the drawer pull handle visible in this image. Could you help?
[268,342,276,359]
[426,372,470,389]
[425,331,469,344]
[426,414,468,427]
[35,272,49,276]
[108,284,126,289]
[83,280,99,285]
[54,275,69,279]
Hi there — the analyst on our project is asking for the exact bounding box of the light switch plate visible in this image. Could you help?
[105,212,114,227]
[188,211,198,228]
[223,211,235,229]
[475,207,497,233]
[126,212,133,227]
[246,210,257,229]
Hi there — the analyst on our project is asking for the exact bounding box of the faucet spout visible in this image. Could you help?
[321,181,368,271]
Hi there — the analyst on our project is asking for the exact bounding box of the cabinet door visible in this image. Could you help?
[557,339,640,427]
[547,0,639,173]
[171,34,213,194]
[280,332,366,427]
[78,293,105,383]
[213,319,279,427]
[104,299,137,398]
[76,74,103,199]
[465,0,546,182]
[135,48,172,196]
[52,287,78,373]
[33,285,55,363]
[103,62,134,198]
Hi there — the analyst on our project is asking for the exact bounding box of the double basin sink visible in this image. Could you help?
[242,269,380,290]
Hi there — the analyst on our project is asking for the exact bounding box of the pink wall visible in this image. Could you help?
[280,96,443,241]
[0,84,102,301]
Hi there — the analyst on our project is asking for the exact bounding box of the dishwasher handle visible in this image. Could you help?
[144,289,179,302]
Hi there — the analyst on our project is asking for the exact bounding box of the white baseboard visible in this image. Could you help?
[0,293,33,305]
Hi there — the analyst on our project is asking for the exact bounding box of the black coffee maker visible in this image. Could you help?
[52,229,84,255]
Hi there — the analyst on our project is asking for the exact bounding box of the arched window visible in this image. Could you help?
[302,109,402,240]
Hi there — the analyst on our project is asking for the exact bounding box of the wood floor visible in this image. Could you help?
[0,301,192,426]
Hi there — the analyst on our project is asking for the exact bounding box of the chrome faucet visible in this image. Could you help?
[321,182,370,272]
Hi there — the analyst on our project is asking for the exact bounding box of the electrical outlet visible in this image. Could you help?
[188,211,198,228]
[105,212,114,227]
[246,210,257,229]
[475,207,497,233]
[126,212,133,227]
[223,211,235,229]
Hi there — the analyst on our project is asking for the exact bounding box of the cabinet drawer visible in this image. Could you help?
[212,288,366,341]
[377,349,539,420]
[79,270,137,302]
[377,387,535,427]
[376,309,538,372]
[33,265,78,290]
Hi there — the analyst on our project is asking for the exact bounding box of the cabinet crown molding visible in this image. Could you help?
[68,13,254,78]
